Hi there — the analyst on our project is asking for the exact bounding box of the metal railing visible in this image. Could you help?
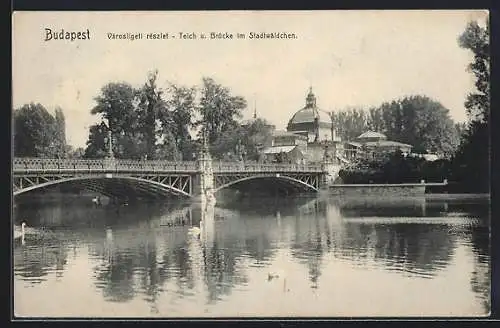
[13,157,197,173]
[212,161,323,173]
[13,157,324,174]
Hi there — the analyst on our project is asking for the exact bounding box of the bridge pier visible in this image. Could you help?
[320,157,341,189]
[191,139,215,204]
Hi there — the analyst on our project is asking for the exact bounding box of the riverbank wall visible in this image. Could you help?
[321,183,431,197]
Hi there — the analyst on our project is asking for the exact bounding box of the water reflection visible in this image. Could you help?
[14,238,69,284]
[13,195,490,317]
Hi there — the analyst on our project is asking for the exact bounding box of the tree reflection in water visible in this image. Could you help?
[338,223,456,278]
[468,223,490,314]
[289,204,325,289]
[87,200,253,309]
[14,239,69,284]
[13,194,490,315]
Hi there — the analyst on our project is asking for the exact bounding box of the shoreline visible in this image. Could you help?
[424,193,490,200]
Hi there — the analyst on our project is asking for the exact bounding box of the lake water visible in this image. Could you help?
[13,195,490,318]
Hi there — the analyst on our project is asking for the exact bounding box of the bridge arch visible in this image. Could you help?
[214,174,319,193]
[13,175,192,198]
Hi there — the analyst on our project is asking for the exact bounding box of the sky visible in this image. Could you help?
[12,10,488,148]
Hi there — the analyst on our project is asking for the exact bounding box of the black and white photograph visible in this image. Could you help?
[12,10,490,318]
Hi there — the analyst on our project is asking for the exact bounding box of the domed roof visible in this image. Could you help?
[288,88,331,125]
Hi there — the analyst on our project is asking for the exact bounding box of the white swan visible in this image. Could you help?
[13,222,26,240]
[14,221,54,241]
[187,222,203,239]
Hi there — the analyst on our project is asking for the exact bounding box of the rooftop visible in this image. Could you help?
[364,140,413,148]
[263,145,297,154]
[288,88,331,125]
[346,141,363,148]
[356,131,387,140]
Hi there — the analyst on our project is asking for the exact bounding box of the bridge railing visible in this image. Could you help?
[13,157,197,173]
[13,158,106,171]
[114,160,197,172]
[212,161,323,173]
[13,158,324,174]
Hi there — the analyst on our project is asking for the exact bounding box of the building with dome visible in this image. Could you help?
[286,87,339,143]
[262,88,343,164]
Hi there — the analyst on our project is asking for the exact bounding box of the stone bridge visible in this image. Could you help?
[13,154,342,202]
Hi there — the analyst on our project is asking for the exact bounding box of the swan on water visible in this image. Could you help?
[187,222,203,239]
[13,221,26,240]
[14,221,54,242]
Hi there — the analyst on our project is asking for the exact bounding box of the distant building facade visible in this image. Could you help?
[345,131,413,160]
[258,88,414,164]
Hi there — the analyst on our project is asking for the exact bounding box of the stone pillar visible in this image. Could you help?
[192,137,215,203]
[320,145,341,189]
[321,161,340,187]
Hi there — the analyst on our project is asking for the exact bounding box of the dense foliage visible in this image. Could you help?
[449,20,490,193]
[83,73,265,160]
[330,96,461,157]
[211,118,274,161]
[14,103,67,158]
[339,150,451,184]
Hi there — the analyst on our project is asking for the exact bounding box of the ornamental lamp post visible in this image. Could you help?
[107,129,114,159]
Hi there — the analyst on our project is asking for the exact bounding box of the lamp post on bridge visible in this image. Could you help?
[106,130,114,160]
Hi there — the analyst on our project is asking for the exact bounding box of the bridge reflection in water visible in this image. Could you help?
[13,196,490,317]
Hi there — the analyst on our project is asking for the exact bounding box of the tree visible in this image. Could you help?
[450,19,490,193]
[84,122,109,158]
[91,82,138,133]
[136,70,167,159]
[210,125,244,160]
[208,118,273,161]
[330,107,368,141]
[54,107,67,158]
[163,83,197,160]
[197,77,247,144]
[87,82,141,158]
[240,118,274,161]
[455,122,467,139]
[372,96,460,157]
[367,106,386,133]
[156,130,181,160]
[458,20,490,123]
[14,103,58,158]
[450,120,489,192]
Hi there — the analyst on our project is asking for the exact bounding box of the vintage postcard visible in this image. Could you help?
[12,10,490,318]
